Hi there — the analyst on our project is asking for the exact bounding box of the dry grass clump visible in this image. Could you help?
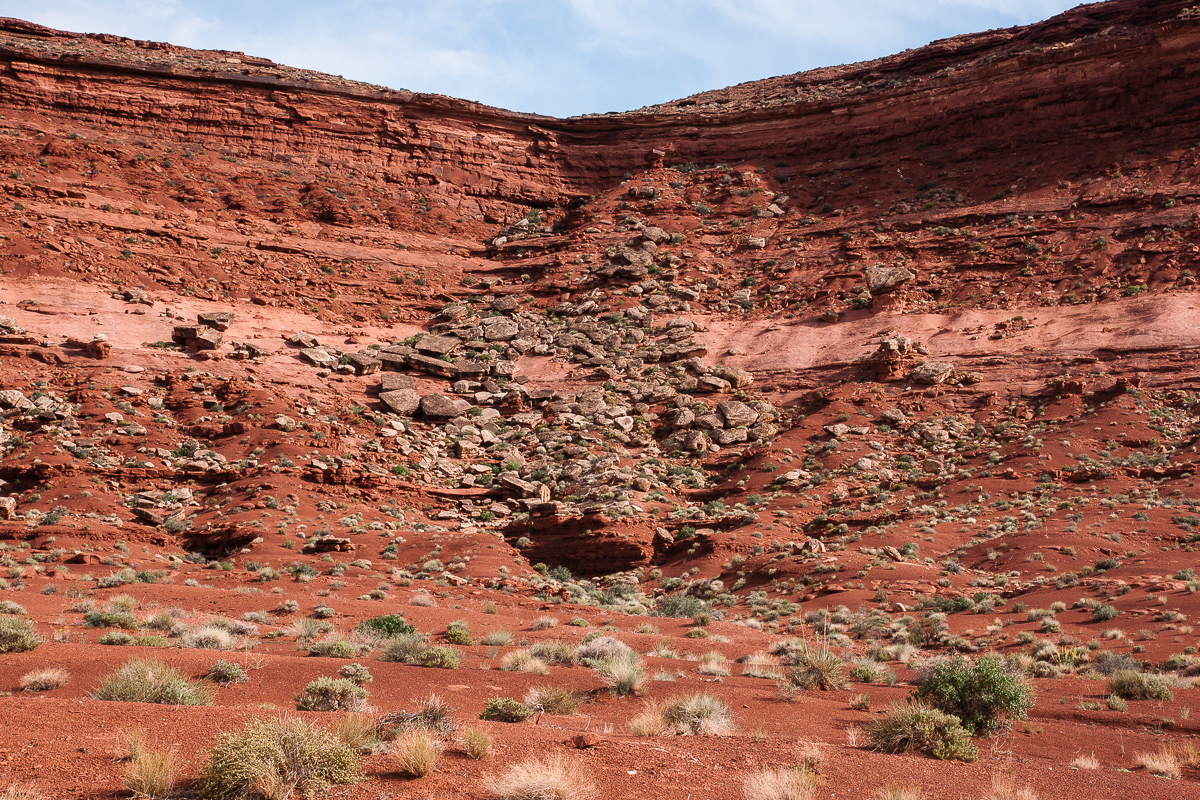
[1069,752,1100,770]
[329,713,379,753]
[462,728,491,760]
[1134,748,1182,779]
[499,650,549,674]
[197,717,362,800]
[980,775,1039,800]
[530,615,558,631]
[576,636,633,663]
[529,640,578,665]
[488,753,596,800]
[92,659,214,706]
[597,653,647,696]
[870,786,925,800]
[742,767,818,800]
[19,667,68,692]
[525,684,580,715]
[742,652,785,680]
[123,730,176,799]
[697,651,731,676]
[393,730,444,778]
[0,617,42,654]
[628,701,666,736]
[661,693,735,735]
[0,785,44,800]
[295,676,369,712]
[376,694,456,739]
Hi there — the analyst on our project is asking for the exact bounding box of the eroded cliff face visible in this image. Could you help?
[3,0,1198,222]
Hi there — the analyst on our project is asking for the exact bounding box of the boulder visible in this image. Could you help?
[716,400,758,428]
[379,389,421,416]
[197,311,235,331]
[866,264,916,294]
[420,394,472,419]
[910,362,954,384]
[380,373,415,391]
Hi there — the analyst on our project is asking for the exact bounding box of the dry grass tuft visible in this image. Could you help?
[981,774,1040,800]
[742,767,818,800]
[0,785,44,800]
[489,753,596,800]
[393,730,444,778]
[1069,752,1100,770]
[525,684,580,715]
[1134,749,1181,779]
[462,728,491,760]
[19,667,68,692]
[697,651,731,676]
[870,786,925,800]
[627,701,666,736]
[500,650,549,674]
[661,693,736,735]
[124,746,176,799]
[742,652,785,680]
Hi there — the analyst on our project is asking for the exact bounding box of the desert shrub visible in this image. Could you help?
[197,717,362,800]
[1106,693,1128,712]
[393,730,443,778]
[525,685,580,715]
[377,632,428,664]
[1088,651,1141,675]
[866,703,978,762]
[83,610,139,630]
[1091,603,1120,621]
[911,655,1033,733]
[462,728,490,760]
[419,646,460,669]
[337,663,373,685]
[576,636,632,664]
[92,659,213,706]
[697,651,731,676]
[850,693,872,711]
[307,636,358,659]
[655,593,707,618]
[19,667,68,692]
[1106,670,1173,701]
[294,676,369,712]
[98,631,138,646]
[499,650,548,674]
[376,694,455,739]
[530,615,558,631]
[329,714,377,753]
[181,625,239,650]
[488,753,596,800]
[479,630,514,646]
[356,613,414,638]
[786,646,847,691]
[445,621,473,646]
[742,767,818,800]
[480,697,534,723]
[206,661,249,686]
[530,640,577,665]
[660,693,735,735]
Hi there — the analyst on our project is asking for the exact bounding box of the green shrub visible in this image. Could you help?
[307,637,357,658]
[418,646,460,669]
[356,613,414,638]
[911,655,1033,733]
[0,617,42,653]
[445,622,473,646]
[866,703,978,761]
[1092,604,1120,621]
[197,717,362,800]
[1106,670,1173,701]
[295,676,369,712]
[655,593,707,618]
[98,631,137,646]
[480,697,534,723]
[83,610,139,629]
[206,661,249,686]
[337,663,372,685]
[92,659,214,706]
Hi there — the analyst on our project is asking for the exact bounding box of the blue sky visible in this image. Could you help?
[3,1,1083,117]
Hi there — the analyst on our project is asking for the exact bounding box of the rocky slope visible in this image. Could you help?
[0,1,1199,798]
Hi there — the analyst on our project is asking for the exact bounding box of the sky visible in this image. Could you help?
[2,1,1086,117]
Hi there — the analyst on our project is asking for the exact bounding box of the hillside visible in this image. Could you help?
[0,1,1199,797]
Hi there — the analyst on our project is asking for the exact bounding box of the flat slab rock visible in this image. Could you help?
[420,394,472,418]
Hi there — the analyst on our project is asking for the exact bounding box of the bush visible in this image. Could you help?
[197,717,362,800]
[0,617,41,654]
[445,622,473,646]
[124,732,176,799]
[911,655,1033,733]
[377,632,428,664]
[83,610,139,629]
[1089,651,1141,675]
[786,643,847,691]
[206,661,249,686]
[499,650,548,674]
[419,646,460,669]
[92,659,214,706]
[866,704,978,762]
[1107,670,1173,701]
[488,754,596,800]
[597,654,646,696]
[376,694,455,739]
[98,631,137,646]
[337,663,373,685]
[480,697,534,723]
[1091,603,1120,621]
[576,636,632,664]
[307,637,358,659]
[529,640,577,665]
[295,676,369,712]
[393,730,443,778]
[660,693,735,735]
[655,593,707,618]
